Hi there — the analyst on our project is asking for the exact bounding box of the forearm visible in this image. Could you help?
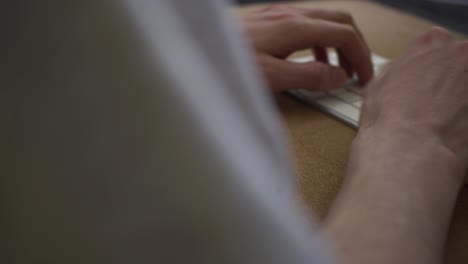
[324,126,464,264]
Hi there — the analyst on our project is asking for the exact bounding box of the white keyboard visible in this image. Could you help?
[288,53,389,128]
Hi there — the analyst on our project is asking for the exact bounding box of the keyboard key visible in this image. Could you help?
[316,97,361,122]
[333,91,361,103]
[347,84,364,95]
[374,63,387,73]
[352,100,363,108]
[371,54,388,65]
[373,65,380,72]
[329,58,339,67]
[288,52,388,128]
[328,52,338,60]
[290,56,314,63]
[328,88,347,95]
[292,90,326,100]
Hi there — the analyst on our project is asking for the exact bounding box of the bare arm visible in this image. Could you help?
[324,28,468,264]
[325,129,463,264]
[239,7,468,263]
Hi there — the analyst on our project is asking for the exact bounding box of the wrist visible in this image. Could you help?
[351,122,465,188]
[325,123,463,264]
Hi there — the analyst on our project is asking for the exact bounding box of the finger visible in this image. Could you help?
[313,47,329,63]
[291,7,371,54]
[338,50,353,78]
[276,19,373,84]
[253,5,371,55]
[259,54,347,92]
[410,27,453,52]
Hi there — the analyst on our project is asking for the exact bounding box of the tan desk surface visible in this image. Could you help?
[241,1,468,263]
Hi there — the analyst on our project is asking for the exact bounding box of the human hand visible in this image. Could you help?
[358,27,468,177]
[239,5,373,92]
[325,28,468,264]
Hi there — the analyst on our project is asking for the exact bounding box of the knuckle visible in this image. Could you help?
[281,15,304,28]
[336,11,353,23]
[265,6,302,23]
[342,24,358,39]
[421,27,451,42]
[262,4,301,19]
[261,4,278,12]
[428,26,450,36]
[265,4,288,12]
[429,27,450,38]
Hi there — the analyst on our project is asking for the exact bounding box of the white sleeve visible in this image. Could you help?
[9,1,335,263]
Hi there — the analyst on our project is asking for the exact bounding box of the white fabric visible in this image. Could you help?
[9,0,334,263]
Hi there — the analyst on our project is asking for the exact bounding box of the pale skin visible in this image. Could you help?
[239,5,468,264]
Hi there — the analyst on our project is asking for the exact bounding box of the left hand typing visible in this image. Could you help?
[238,5,373,92]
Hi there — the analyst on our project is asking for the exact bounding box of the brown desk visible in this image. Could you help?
[241,1,468,263]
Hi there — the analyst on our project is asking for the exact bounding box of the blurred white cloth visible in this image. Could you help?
[10,0,334,263]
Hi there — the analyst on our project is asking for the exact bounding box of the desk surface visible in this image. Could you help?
[242,1,467,263]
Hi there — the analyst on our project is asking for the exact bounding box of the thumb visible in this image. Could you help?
[258,54,348,92]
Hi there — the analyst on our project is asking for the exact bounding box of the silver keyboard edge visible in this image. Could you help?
[288,90,359,129]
